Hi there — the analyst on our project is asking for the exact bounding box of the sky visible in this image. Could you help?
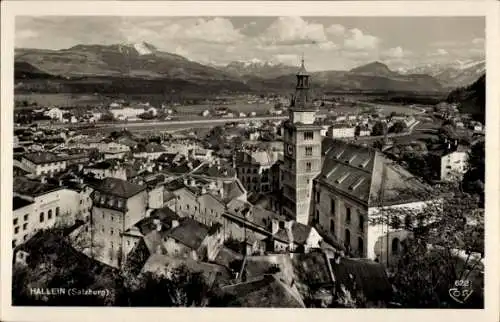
[15,16,485,71]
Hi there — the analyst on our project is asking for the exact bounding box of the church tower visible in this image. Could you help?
[281,57,322,224]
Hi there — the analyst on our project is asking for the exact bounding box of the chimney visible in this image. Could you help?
[171,220,179,228]
[183,178,188,186]
[286,222,294,250]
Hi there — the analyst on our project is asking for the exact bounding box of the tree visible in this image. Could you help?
[439,124,457,141]
[126,266,209,307]
[389,121,407,134]
[462,141,485,207]
[371,121,387,136]
[369,185,484,308]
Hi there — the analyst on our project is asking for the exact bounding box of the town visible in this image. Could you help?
[10,16,486,309]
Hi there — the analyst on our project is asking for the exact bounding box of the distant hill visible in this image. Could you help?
[14,46,445,96]
[400,59,485,89]
[221,59,298,79]
[252,61,444,94]
[446,74,485,123]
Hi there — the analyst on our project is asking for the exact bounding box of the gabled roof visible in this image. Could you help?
[13,196,34,210]
[22,152,63,164]
[318,139,429,207]
[13,177,62,197]
[220,275,306,308]
[165,217,210,250]
[92,177,146,199]
[330,257,393,302]
[274,222,313,245]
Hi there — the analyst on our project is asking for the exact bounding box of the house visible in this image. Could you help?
[89,177,148,268]
[83,159,127,180]
[21,152,67,176]
[12,177,80,248]
[44,108,64,121]
[327,123,356,138]
[132,143,166,160]
[312,138,431,260]
[431,143,469,182]
[192,148,214,162]
[99,141,130,160]
[110,107,146,121]
[235,148,278,194]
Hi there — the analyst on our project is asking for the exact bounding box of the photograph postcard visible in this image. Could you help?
[0,1,499,322]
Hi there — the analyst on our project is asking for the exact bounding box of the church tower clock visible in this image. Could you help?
[281,57,322,224]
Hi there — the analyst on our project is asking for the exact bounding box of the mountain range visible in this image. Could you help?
[14,42,485,96]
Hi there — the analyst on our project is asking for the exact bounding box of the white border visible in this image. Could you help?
[1,2,499,322]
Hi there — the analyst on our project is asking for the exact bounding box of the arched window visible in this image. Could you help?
[55,207,60,217]
[39,212,44,223]
[48,209,53,219]
[344,229,351,247]
[358,237,364,256]
[392,237,400,254]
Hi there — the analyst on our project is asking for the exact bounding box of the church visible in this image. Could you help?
[280,58,431,261]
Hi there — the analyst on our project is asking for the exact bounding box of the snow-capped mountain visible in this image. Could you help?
[399,59,485,88]
[222,59,298,79]
[117,41,158,56]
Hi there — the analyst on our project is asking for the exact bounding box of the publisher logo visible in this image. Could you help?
[449,280,473,304]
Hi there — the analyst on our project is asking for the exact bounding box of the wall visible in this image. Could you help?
[440,151,468,181]
[198,193,225,226]
[125,191,148,229]
[148,186,164,209]
[91,206,125,268]
[163,238,198,260]
[314,184,368,257]
[12,203,35,248]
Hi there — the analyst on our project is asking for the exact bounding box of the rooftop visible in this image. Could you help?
[319,138,430,207]
[92,177,146,199]
[13,177,62,197]
[22,152,63,164]
[13,196,34,210]
[165,217,210,250]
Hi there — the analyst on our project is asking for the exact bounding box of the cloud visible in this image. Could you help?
[382,46,407,59]
[259,16,328,45]
[16,29,38,40]
[344,28,380,50]
[326,24,346,37]
[435,48,449,56]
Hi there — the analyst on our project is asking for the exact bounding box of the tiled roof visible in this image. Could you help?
[222,179,246,203]
[274,222,312,245]
[318,139,429,207]
[330,257,393,302]
[13,196,34,210]
[221,274,306,307]
[22,152,63,164]
[13,177,62,197]
[193,163,236,178]
[87,159,120,170]
[133,142,166,154]
[93,177,146,199]
[165,217,210,250]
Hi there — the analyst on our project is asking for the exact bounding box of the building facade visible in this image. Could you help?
[281,58,322,224]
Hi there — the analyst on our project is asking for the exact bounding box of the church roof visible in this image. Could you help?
[318,138,430,207]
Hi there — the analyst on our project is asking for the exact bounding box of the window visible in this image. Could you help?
[13,218,18,226]
[345,207,351,224]
[23,223,28,230]
[39,212,44,223]
[392,238,400,254]
[24,214,29,221]
[304,131,314,140]
[344,229,351,247]
[330,219,335,234]
[306,162,312,172]
[23,234,28,241]
[110,229,114,235]
[359,214,364,232]
[12,240,16,248]
[48,210,53,220]
[358,237,364,255]
[404,215,412,229]
[305,146,313,156]
[316,191,320,203]
[330,199,335,214]
[14,227,19,234]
